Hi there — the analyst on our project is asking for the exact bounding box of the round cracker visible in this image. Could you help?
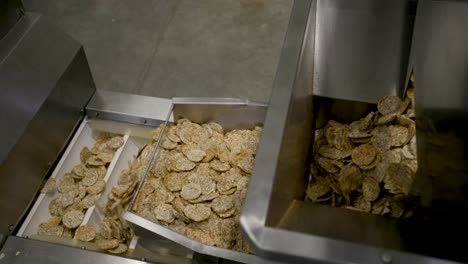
[183,204,211,222]
[362,177,380,202]
[175,158,196,171]
[96,166,107,179]
[57,175,76,193]
[374,113,397,126]
[211,195,235,214]
[167,126,181,143]
[37,223,64,236]
[62,210,84,229]
[389,126,409,147]
[72,164,87,177]
[80,147,93,164]
[317,157,341,173]
[57,189,78,207]
[161,138,178,150]
[185,149,206,162]
[82,170,98,186]
[49,198,65,216]
[108,243,128,254]
[351,144,377,166]
[97,151,114,163]
[210,160,231,172]
[218,207,236,218]
[78,185,87,199]
[154,204,175,223]
[188,174,216,195]
[180,183,202,200]
[306,182,330,201]
[61,226,73,238]
[86,179,106,195]
[235,156,254,174]
[377,96,402,115]
[163,173,187,192]
[47,216,62,226]
[97,239,120,250]
[86,156,106,166]
[206,122,224,134]
[318,145,351,160]
[371,127,392,152]
[326,125,354,151]
[82,194,99,209]
[74,225,96,242]
[105,136,124,149]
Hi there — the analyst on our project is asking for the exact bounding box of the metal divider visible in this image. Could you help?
[123,97,268,264]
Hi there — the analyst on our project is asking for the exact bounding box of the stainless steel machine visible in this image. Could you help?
[1,0,468,263]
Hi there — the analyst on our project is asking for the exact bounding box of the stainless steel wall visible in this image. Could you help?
[242,0,468,263]
[410,1,468,261]
[313,0,414,103]
[0,13,95,244]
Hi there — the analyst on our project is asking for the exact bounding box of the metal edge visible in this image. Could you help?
[172,97,267,107]
[403,0,418,94]
[123,212,260,264]
[86,90,173,127]
[127,104,174,211]
[0,13,39,63]
[0,236,149,264]
[240,0,314,255]
[257,227,458,264]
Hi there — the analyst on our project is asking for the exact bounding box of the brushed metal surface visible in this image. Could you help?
[313,0,413,103]
[263,0,316,227]
[0,13,95,242]
[240,0,464,263]
[240,0,315,255]
[125,213,273,264]
[409,1,468,262]
[258,227,457,264]
[172,97,267,131]
[86,90,173,127]
[0,236,150,264]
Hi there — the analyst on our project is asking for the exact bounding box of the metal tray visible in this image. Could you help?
[14,115,196,263]
[123,97,268,264]
[16,118,154,244]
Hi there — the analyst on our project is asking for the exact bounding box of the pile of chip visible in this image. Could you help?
[133,119,262,253]
[306,87,417,218]
[38,134,124,242]
[93,142,152,254]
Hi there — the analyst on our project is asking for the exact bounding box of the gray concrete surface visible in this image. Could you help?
[23,0,293,102]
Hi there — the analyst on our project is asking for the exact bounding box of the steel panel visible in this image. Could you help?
[0,236,149,264]
[240,0,464,263]
[409,1,468,262]
[240,0,315,256]
[313,0,413,103]
[86,90,173,127]
[0,13,95,242]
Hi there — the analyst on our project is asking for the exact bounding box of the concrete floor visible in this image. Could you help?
[23,0,293,103]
